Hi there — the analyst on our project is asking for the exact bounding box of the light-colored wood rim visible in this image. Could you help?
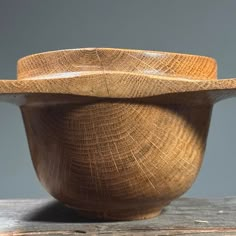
[1,48,236,105]
[17,48,217,80]
[0,72,236,105]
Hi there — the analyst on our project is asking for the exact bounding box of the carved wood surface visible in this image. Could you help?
[0,48,236,106]
[1,48,236,221]
[1,197,236,235]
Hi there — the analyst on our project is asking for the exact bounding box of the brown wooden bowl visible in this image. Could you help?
[1,48,236,220]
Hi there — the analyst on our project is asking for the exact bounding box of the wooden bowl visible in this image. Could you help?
[1,48,236,220]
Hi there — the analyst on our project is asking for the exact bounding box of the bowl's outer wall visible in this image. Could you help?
[21,101,212,219]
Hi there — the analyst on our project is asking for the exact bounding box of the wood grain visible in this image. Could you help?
[0,48,235,105]
[17,48,217,80]
[1,48,236,220]
[1,197,236,235]
[21,103,212,220]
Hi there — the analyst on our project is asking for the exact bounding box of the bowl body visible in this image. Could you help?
[21,100,212,220]
[14,48,218,220]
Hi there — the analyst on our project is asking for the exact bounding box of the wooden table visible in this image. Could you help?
[1,197,236,235]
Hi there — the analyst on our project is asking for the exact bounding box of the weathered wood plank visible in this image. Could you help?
[1,197,236,235]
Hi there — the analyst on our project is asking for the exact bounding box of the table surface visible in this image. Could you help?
[1,197,236,235]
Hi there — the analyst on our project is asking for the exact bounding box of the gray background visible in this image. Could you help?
[0,0,236,198]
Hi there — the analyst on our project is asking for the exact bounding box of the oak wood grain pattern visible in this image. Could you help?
[0,48,235,105]
[1,197,236,235]
[1,48,236,220]
[17,48,217,80]
[21,102,212,220]
[1,72,236,105]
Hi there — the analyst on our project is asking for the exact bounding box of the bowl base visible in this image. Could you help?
[65,204,163,221]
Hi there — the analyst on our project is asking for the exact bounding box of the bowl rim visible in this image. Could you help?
[18,47,217,64]
[0,47,235,106]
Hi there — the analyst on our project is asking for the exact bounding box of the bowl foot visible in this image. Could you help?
[65,204,163,221]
